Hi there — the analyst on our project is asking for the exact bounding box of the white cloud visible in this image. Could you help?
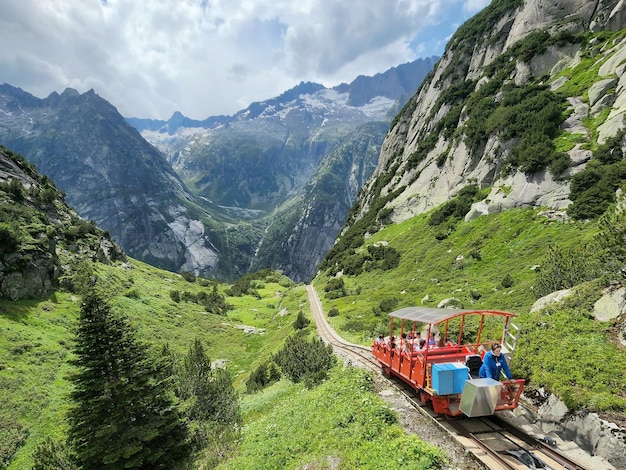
[0,0,490,120]
[464,0,492,13]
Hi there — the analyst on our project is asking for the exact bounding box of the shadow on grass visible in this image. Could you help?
[0,292,61,323]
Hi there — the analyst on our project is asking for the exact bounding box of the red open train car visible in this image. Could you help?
[372,307,525,417]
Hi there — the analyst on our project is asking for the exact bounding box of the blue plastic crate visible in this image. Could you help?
[432,362,468,395]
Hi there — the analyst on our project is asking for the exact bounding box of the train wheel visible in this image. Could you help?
[382,365,391,378]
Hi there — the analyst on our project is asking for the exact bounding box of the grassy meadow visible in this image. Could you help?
[0,260,303,468]
[313,207,626,413]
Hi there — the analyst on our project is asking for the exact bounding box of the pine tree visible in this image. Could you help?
[177,338,241,426]
[67,290,189,469]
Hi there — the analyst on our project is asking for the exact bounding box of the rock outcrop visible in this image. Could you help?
[0,146,125,300]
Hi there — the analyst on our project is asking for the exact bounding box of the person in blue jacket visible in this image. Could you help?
[479,343,512,380]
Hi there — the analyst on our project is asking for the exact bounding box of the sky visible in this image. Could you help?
[0,0,491,120]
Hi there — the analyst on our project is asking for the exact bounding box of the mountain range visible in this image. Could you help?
[0,57,437,282]
[2,0,626,467]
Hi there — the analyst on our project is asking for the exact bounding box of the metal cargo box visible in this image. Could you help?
[431,362,468,395]
[460,378,502,417]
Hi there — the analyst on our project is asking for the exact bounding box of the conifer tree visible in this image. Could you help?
[67,290,189,469]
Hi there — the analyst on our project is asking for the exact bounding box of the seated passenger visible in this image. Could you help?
[428,332,436,346]
[478,343,512,380]
[413,339,426,351]
[375,334,385,344]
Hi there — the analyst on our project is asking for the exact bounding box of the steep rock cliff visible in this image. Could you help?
[350,0,626,231]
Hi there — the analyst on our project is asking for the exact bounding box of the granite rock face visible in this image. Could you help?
[351,0,626,229]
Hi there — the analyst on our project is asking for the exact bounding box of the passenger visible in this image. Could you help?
[478,343,512,380]
[437,336,445,348]
[375,334,385,344]
[413,338,426,351]
[389,336,397,349]
[428,332,436,346]
[401,332,407,348]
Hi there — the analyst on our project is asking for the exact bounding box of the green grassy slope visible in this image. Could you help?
[313,207,626,415]
[0,261,300,468]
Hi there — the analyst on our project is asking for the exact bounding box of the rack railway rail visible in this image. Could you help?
[306,285,590,470]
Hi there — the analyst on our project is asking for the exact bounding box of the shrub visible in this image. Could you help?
[293,311,311,330]
[246,361,281,393]
[180,271,196,283]
[273,336,335,387]
[501,273,514,288]
[325,279,344,292]
[379,298,399,313]
[0,417,29,468]
[0,223,19,254]
[169,290,181,303]
[328,308,339,317]
[534,244,604,297]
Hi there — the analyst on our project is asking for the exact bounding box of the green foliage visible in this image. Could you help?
[32,437,76,470]
[324,277,346,299]
[501,273,514,288]
[225,269,287,298]
[375,298,399,315]
[568,133,626,220]
[0,416,29,468]
[170,289,181,302]
[198,284,231,315]
[0,262,301,468]
[327,307,339,317]
[273,336,335,387]
[245,361,281,393]
[447,0,523,52]
[174,338,241,451]
[597,190,626,280]
[515,286,626,411]
[292,310,311,330]
[223,368,446,469]
[67,289,190,469]
[7,178,25,201]
[534,244,605,297]
[181,270,197,283]
[428,184,481,229]
[367,244,401,270]
[0,222,20,254]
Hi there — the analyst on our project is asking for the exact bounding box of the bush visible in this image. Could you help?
[180,271,196,283]
[0,223,19,254]
[273,336,335,387]
[324,278,346,298]
[501,273,514,288]
[169,290,181,303]
[32,437,76,470]
[328,308,339,317]
[379,298,398,313]
[534,244,604,297]
[293,311,311,330]
[246,361,281,393]
[0,417,29,468]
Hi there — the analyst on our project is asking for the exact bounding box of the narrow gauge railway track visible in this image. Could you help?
[305,286,590,470]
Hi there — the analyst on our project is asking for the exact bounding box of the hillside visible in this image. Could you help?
[0,159,447,469]
[311,0,626,466]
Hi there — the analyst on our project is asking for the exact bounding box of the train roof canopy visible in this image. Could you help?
[388,307,517,324]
